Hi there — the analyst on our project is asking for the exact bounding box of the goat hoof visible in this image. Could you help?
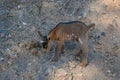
[80,62,87,67]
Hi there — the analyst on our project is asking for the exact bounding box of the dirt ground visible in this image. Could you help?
[0,0,120,80]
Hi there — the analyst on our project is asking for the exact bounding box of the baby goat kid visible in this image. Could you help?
[38,21,95,67]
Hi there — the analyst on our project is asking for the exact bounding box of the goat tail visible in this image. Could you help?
[87,23,95,31]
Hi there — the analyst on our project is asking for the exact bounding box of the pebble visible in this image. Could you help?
[0,58,4,61]
[44,67,53,76]
[68,61,76,69]
[8,34,12,38]
[105,60,107,63]
[22,22,27,25]
[106,70,116,77]
[78,16,82,19]
[7,48,11,52]
[7,13,14,17]
[7,61,12,65]
[107,70,111,73]
[31,26,36,32]
[30,48,38,55]
[19,25,22,28]
[72,73,83,80]
[112,73,116,77]
[18,5,21,9]
[1,65,6,71]
[101,32,106,36]
[0,30,9,38]
[18,42,26,48]
[55,69,67,77]
[33,59,36,62]
[28,63,32,66]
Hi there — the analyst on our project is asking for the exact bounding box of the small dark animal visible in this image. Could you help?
[38,21,95,67]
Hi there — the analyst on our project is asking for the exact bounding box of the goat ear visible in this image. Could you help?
[37,31,43,37]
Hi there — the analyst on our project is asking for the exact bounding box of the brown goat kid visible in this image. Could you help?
[38,21,95,67]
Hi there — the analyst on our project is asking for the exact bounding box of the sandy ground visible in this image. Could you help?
[0,0,120,80]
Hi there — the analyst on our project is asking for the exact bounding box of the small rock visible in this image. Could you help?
[7,13,14,17]
[101,32,106,36]
[96,35,101,40]
[18,10,23,17]
[78,16,82,19]
[30,48,38,55]
[42,2,55,8]
[0,58,4,61]
[7,48,11,53]
[105,60,107,63]
[28,63,32,66]
[66,75,73,80]
[54,69,67,80]
[0,33,5,38]
[7,61,12,65]
[44,67,53,76]
[112,73,116,77]
[107,70,111,73]
[19,25,22,28]
[1,65,6,71]
[18,5,21,9]
[0,30,9,38]
[106,70,116,77]
[33,59,36,62]
[8,34,12,38]
[22,22,27,25]
[31,26,36,32]
[18,42,26,48]
[73,73,83,80]
[68,61,76,69]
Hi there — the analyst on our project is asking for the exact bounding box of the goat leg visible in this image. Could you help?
[76,49,82,56]
[80,40,88,67]
[47,40,53,52]
[52,40,64,61]
[61,45,64,54]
